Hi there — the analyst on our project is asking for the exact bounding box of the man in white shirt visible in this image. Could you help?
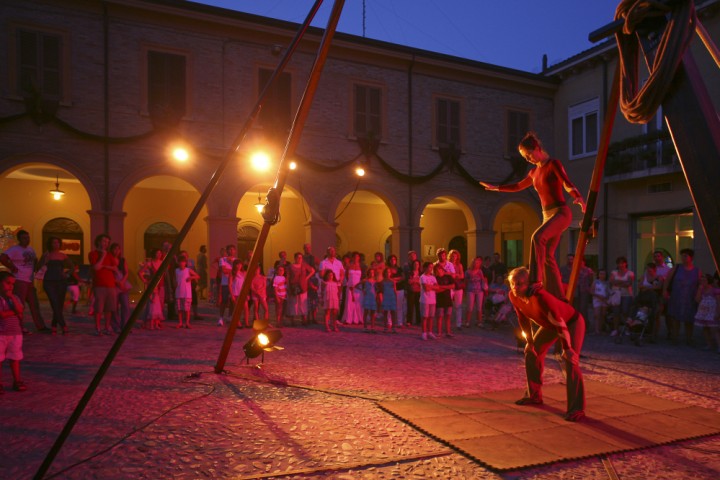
[0,230,47,333]
[319,246,345,284]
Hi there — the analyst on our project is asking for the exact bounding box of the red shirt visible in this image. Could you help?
[509,287,578,349]
[89,250,118,288]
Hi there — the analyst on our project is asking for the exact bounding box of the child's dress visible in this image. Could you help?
[381,279,397,311]
[323,280,340,310]
[273,275,287,300]
[695,288,719,328]
[362,280,377,310]
[592,279,609,308]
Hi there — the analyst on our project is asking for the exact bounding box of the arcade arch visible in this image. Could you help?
[123,175,208,273]
[0,164,92,261]
[491,201,541,270]
[420,196,472,264]
[334,190,396,258]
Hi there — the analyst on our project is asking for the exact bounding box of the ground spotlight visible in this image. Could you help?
[243,320,283,362]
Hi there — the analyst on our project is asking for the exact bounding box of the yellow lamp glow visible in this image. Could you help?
[355,165,365,177]
[251,151,271,171]
[289,161,297,170]
[172,147,190,163]
[50,176,65,200]
[254,193,264,214]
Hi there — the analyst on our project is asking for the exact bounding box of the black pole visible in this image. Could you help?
[33,2,325,478]
[215,0,346,372]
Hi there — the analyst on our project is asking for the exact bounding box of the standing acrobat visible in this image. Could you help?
[508,267,586,422]
[480,132,585,298]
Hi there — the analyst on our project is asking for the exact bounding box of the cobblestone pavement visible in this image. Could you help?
[1,301,718,479]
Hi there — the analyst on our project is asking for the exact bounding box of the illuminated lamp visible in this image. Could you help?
[243,328,283,363]
[254,192,265,214]
[50,176,65,200]
[354,161,365,177]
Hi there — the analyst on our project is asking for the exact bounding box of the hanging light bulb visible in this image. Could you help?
[254,193,264,213]
[50,175,65,200]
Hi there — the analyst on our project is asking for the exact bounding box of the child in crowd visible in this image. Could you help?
[380,268,398,333]
[250,265,269,324]
[434,264,454,337]
[420,262,439,340]
[307,271,320,324]
[230,259,250,328]
[694,274,720,352]
[322,270,340,332]
[0,272,27,393]
[175,255,200,329]
[362,268,378,332]
[66,264,84,315]
[591,269,609,335]
[272,265,287,327]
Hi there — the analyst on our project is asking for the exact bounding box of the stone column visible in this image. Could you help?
[205,215,240,277]
[466,229,496,260]
[389,225,420,259]
[87,209,126,249]
[305,220,338,259]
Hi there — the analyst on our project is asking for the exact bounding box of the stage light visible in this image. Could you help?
[243,328,283,360]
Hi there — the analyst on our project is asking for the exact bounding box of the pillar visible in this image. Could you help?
[305,219,338,260]
[466,228,495,260]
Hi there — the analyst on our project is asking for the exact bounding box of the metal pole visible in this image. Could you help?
[566,66,620,304]
[215,0,347,372]
[33,2,324,478]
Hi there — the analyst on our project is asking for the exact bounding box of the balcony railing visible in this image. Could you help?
[606,131,679,177]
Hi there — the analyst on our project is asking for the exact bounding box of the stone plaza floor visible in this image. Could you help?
[1,300,719,479]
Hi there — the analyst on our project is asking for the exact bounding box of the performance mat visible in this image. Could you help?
[377,381,720,471]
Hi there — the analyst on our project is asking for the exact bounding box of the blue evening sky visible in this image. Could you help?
[195,0,621,72]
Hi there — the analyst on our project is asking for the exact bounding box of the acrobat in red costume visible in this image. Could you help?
[481,132,585,299]
[508,267,586,422]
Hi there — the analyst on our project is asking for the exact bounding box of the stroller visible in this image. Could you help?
[615,292,655,346]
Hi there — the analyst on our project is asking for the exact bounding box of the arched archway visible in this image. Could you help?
[237,224,261,270]
[492,202,541,269]
[42,217,84,265]
[334,190,395,258]
[143,222,178,258]
[420,196,471,263]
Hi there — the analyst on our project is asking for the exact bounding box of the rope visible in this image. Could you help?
[614,0,697,124]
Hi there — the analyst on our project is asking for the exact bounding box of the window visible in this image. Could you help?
[506,110,529,155]
[436,98,461,148]
[258,68,292,136]
[353,84,381,139]
[568,98,599,159]
[635,212,693,276]
[148,51,186,118]
[16,29,62,99]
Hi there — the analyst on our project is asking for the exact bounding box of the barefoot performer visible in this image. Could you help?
[508,266,586,422]
[480,132,585,299]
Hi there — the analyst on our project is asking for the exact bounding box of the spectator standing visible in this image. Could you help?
[0,230,46,333]
[591,269,609,335]
[109,243,131,333]
[380,268,398,333]
[489,252,509,287]
[361,268,379,332]
[318,247,344,292]
[161,241,178,321]
[465,257,488,328]
[559,254,575,293]
[302,243,316,270]
[341,252,363,325]
[574,256,594,321]
[88,234,118,335]
[321,270,340,332]
[272,266,287,327]
[287,252,315,326]
[139,248,165,330]
[175,255,200,329]
[448,250,465,330]
[217,245,236,326]
[0,272,28,392]
[196,245,208,300]
[694,274,720,352]
[37,236,73,335]
[403,251,421,326]
[387,254,405,327]
[652,250,672,341]
[250,265,269,323]
[664,248,701,345]
[420,262,439,340]
[434,264,454,337]
[609,256,635,337]
[229,259,250,328]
